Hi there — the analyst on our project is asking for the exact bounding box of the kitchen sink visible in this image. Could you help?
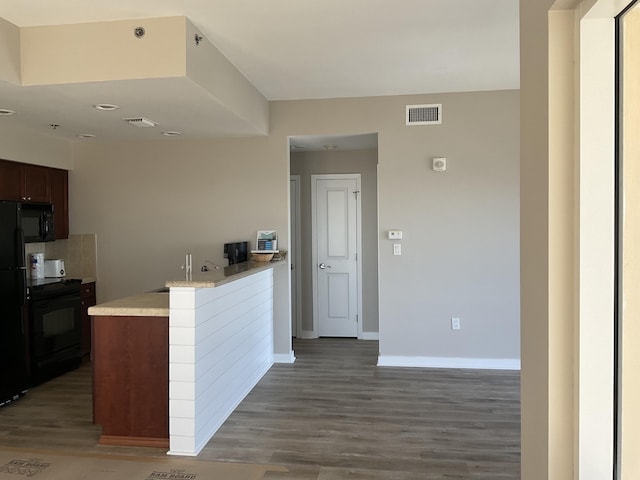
[147,287,169,293]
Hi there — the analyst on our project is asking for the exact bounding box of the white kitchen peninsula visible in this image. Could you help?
[89,260,286,456]
[165,261,285,456]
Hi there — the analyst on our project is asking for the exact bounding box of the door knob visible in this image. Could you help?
[319,263,332,269]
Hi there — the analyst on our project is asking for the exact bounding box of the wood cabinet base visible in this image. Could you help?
[92,315,169,448]
[98,435,169,449]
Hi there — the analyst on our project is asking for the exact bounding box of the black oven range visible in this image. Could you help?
[27,278,82,386]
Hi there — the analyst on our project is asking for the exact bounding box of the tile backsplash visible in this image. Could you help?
[25,234,97,281]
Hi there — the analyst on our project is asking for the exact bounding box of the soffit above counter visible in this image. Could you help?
[0,16,268,141]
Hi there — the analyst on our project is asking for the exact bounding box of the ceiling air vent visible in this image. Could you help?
[406,104,442,126]
[123,117,158,128]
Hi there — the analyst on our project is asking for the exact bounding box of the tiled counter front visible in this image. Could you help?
[168,268,274,456]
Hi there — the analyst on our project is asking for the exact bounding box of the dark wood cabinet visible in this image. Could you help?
[0,158,69,239]
[49,168,69,239]
[80,282,96,359]
[0,159,23,200]
[21,164,51,203]
[93,314,169,448]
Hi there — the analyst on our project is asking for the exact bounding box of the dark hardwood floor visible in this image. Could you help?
[0,339,520,479]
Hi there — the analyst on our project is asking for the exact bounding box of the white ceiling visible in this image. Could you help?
[0,0,519,144]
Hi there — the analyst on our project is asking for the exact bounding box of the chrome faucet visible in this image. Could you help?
[201,260,221,272]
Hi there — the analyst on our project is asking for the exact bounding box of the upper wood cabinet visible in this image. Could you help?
[0,159,69,239]
[0,160,51,203]
[0,159,23,201]
[21,164,51,203]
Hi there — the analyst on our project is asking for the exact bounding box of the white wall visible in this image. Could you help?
[0,123,72,169]
[70,89,519,364]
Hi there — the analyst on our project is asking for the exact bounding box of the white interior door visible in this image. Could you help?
[312,175,360,337]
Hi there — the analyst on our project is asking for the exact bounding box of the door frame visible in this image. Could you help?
[289,175,302,338]
[311,173,363,339]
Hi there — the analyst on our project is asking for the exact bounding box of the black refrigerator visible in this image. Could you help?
[0,201,29,406]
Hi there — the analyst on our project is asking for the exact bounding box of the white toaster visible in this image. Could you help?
[44,259,66,278]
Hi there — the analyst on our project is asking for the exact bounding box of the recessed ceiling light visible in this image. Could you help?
[290,145,305,150]
[324,144,338,150]
[93,104,120,111]
[78,134,96,139]
[162,131,182,137]
[0,109,15,116]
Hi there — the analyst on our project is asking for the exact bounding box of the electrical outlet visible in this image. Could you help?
[451,317,461,330]
[388,230,403,240]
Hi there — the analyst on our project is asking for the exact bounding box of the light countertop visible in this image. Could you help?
[165,260,285,288]
[89,260,284,317]
[88,292,169,317]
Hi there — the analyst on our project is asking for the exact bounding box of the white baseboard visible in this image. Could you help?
[273,352,296,364]
[360,331,379,340]
[297,331,379,340]
[377,355,520,371]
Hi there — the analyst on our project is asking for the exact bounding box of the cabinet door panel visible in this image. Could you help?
[0,160,23,201]
[23,165,50,203]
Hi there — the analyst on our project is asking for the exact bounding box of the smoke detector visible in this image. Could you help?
[123,117,158,128]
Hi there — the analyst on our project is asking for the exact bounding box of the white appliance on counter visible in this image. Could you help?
[30,253,45,279]
[44,259,66,278]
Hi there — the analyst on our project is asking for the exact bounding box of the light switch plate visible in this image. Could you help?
[393,244,401,255]
[388,230,403,240]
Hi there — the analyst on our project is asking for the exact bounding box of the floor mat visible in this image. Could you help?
[0,447,288,480]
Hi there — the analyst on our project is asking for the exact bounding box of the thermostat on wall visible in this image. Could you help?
[432,157,447,172]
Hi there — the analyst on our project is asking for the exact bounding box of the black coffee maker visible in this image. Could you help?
[223,241,248,265]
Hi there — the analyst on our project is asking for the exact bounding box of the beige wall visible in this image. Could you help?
[20,17,186,85]
[185,20,268,135]
[0,19,73,168]
[370,91,520,361]
[0,17,20,84]
[70,137,288,301]
[290,148,379,335]
[521,0,636,478]
[548,11,577,478]
[69,89,520,363]
[520,0,555,475]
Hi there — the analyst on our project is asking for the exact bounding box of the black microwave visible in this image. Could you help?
[21,203,55,243]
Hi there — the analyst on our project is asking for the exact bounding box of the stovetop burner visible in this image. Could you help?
[28,278,81,297]
[28,277,81,288]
